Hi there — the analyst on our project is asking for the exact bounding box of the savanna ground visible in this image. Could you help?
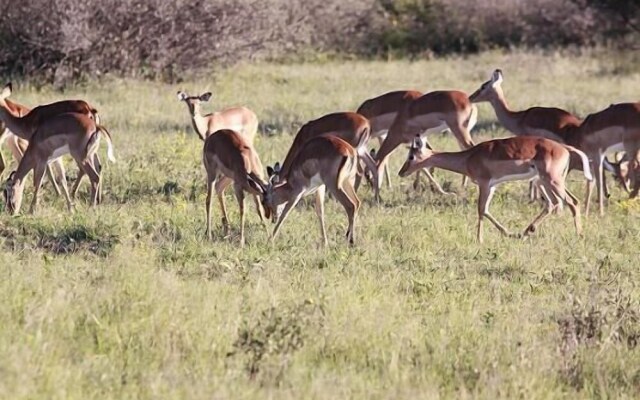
[1,51,639,399]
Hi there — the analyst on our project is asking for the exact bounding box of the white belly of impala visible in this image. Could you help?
[48,144,70,162]
[488,168,538,187]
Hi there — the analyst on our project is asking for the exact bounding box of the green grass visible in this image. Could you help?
[1,50,640,399]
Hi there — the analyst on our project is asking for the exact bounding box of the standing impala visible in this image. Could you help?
[0,83,101,197]
[202,129,266,246]
[270,112,379,201]
[248,135,360,246]
[177,91,258,143]
[373,90,478,191]
[563,102,640,215]
[399,136,592,242]
[3,112,115,214]
[357,90,423,189]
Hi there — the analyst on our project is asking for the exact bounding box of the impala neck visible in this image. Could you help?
[0,107,32,140]
[487,88,520,134]
[188,103,208,141]
[421,151,471,177]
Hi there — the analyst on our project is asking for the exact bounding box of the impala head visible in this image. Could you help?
[247,170,286,223]
[605,153,632,193]
[176,90,212,115]
[398,135,433,177]
[469,69,503,103]
[267,162,282,184]
[3,171,24,215]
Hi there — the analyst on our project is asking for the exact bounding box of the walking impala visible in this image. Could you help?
[248,135,360,246]
[3,112,115,214]
[399,135,592,242]
[373,90,478,191]
[202,129,266,246]
[469,69,620,200]
[269,112,379,201]
[177,91,258,143]
[0,83,102,198]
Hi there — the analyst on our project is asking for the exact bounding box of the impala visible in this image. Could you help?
[248,135,360,246]
[357,90,423,189]
[399,136,592,242]
[177,91,258,143]
[469,69,621,201]
[563,102,640,215]
[374,90,478,191]
[270,112,379,201]
[202,129,266,246]
[0,83,101,197]
[3,112,115,214]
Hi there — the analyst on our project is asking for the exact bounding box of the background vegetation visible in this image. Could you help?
[0,0,638,84]
[0,51,639,398]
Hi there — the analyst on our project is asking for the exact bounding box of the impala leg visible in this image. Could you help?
[0,151,5,177]
[80,160,101,206]
[626,147,640,198]
[421,167,453,195]
[253,194,267,226]
[205,176,215,241]
[376,137,392,189]
[341,178,360,245]
[596,154,605,216]
[215,176,232,237]
[523,181,555,237]
[314,185,328,247]
[70,168,85,200]
[329,182,360,246]
[29,162,47,214]
[233,183,246,247]
[477,184,514,242]
[271,193,304,243]
[46,160,62,196]
[359,151,380,203]
[93,153,103,204]
[375,133,405,191]
[55,161,74,212]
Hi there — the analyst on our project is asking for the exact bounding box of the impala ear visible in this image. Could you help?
[273,162,281,173]
[267,166,275,177]
[1,83,11,99]
[247,174,265,195]
[370,148,377,157]
[491,69,503,86]
[614,152,625,163]
[7,171,16,182]
[200,92,212,102]
[177,91,187,101]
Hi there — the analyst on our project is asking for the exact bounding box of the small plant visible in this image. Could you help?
[228,300,325,383]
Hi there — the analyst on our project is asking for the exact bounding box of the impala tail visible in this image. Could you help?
[465,104,478,130]
[89,125,116,163]
[566,145,592,181]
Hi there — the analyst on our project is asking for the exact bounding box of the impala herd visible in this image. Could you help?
[0,69,638,245]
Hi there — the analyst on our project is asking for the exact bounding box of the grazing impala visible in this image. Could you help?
[374,90,478,191]
[399,136,592,242]
[563,102,640,215]
[270,112,379,201]
[202,129,266,246]
[0,83,101,197]
[3,112,115,215]
[248,135,360,246]
[177,91,258,143]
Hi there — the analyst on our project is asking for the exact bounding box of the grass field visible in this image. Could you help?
[1,51,639,399]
